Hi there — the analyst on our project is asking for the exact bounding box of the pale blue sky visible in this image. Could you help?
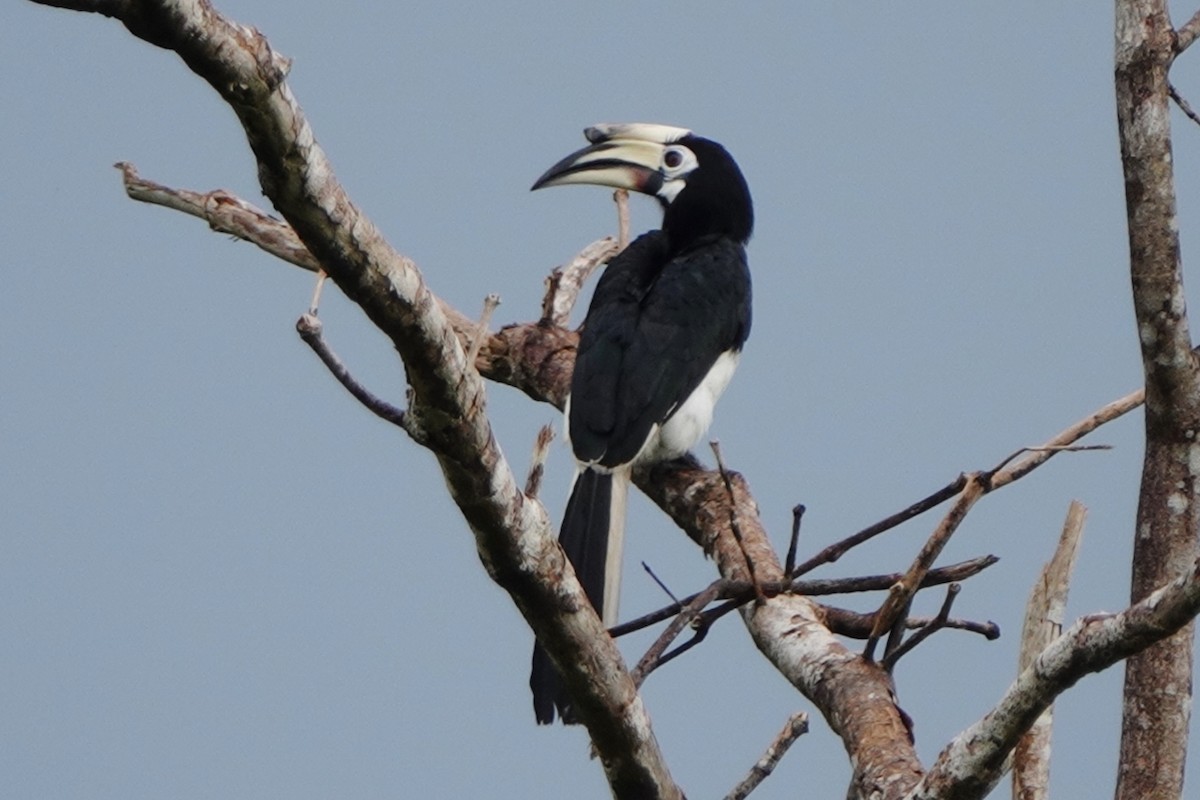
[3,2,1198,797]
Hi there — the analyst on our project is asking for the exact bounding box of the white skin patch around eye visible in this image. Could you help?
[657,146,698,203]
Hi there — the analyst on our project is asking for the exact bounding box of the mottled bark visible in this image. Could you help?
[1012,501,1086,800]
[1114,3,1200,799]
[24,2,1200,799]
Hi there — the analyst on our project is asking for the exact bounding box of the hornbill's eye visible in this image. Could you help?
[663,148,685,169]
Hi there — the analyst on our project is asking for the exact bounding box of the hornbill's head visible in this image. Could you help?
[532,123,753,247]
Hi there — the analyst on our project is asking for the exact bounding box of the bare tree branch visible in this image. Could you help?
[523,424,555,499]
[609,555,999,640]
[911,555,1200,800]
[790,476,967,577]
[1175,8,1200,53]
[539,237,619,327]
[638,457,925,798]
[466,293,502,367]
[31,0,125,14]
[295,313,407,428]
[631,582,723,686]
[116,161,321,272]
[28,5,1200,800]
[820,601,998,643]
[783,504,805,577]
[873,476,984,653]
[1115,4,1200,798]
[111,161,589,411]
[615,188,631,250]
[882,584,962,670]
[1168,82,1200,127]
[49,2,680,795]
[1012,501,1086,800]
[724,712,809,800]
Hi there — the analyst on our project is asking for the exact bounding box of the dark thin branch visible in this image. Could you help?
[631,582,723,686]
[883,584,962,671]
[608,555,999,640]
[723,712,809,800]
[863,583,905,662]
[794,555,998,596]
[820,603,998,642]
[296,313,407,428]
[654,614,716,671]
[871,476,985,654]
[784,504,805,578]
[986,444,1112,476]
[642,562,682,606]
[1169,82,1200,127]
[790,476,967,578]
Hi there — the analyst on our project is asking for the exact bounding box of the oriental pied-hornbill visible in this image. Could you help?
[529,123,752,724]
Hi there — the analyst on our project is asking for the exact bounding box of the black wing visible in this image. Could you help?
[569,231,751,468]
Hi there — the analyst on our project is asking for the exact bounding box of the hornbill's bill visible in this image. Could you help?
[528,123,753,724]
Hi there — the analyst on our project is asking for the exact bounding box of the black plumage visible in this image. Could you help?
[529,125,753,724]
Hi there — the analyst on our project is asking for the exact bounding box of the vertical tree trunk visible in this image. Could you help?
[1113,3,1199,798]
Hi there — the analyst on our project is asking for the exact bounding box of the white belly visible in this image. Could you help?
[648,350,741,461]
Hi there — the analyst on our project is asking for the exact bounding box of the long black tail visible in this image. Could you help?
[530,468,618,724]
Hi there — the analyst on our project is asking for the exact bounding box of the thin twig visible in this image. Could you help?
[1169,82,1200,127]
[864,582,905,662]
[989,388,1142,489]
[988,444,1112,475]
[790,476,968,578]
[653,618,714,671]
[642,562,682,606]
[614,188,630,250]
[784,504,805,578]
[723,712,809,800]
[883,583,961,670]
[524,424,555,498]
[795,389,1136,581]
[873,475,986,658]
[608,555,999,640]
[631,582,722,686]
[819,603,999,641]
[467,293,501,366]
[308,269,328,315]
[793,555,998,596]
[296,313,407,427]
[711,440,764,602]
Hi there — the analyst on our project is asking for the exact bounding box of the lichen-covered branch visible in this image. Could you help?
[35,1,680,795]
[1114,3,1200,798]
[28,3,1200,799]
[911,555,1200,800]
